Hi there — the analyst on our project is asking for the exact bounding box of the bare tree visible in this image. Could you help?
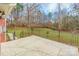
[58,3,62,41]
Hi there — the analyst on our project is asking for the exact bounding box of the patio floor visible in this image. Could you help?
[1,35,79,56]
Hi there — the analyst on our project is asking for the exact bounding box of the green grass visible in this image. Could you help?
[7,27,31,38]
[7,27,79,47]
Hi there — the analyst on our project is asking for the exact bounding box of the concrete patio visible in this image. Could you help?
[1,35,79,56]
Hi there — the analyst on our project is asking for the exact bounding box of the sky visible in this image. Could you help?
[36,3,73,20]
[38,3,72,15]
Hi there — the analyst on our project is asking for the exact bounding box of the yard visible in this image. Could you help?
[7,27,79,47]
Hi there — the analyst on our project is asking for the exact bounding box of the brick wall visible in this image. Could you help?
[0,19,6,43]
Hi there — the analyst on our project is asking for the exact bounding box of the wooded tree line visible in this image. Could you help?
[52,3,79,32]
[7,3,51,28]
[7,3,79,32]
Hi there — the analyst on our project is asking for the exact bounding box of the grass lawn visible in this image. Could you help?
[7,27,79,47]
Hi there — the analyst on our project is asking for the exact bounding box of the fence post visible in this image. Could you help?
[13,32,15,40]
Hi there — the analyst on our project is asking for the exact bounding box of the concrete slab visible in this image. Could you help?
[1,35,79,56]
